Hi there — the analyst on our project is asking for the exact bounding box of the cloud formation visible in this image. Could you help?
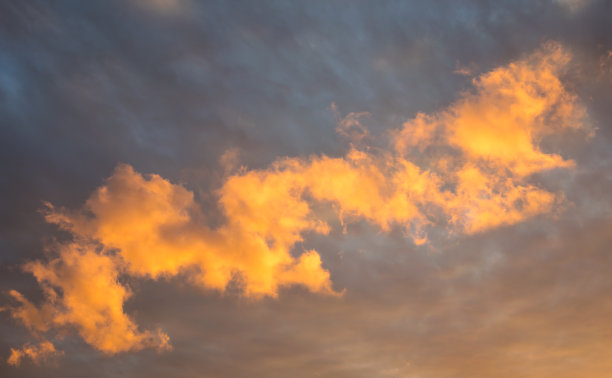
[7,340,62,367]
[7,243,170,355]
[393,42,587,233]
[6,42,588,361]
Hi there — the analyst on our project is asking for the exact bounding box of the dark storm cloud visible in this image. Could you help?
[1,0,612,377]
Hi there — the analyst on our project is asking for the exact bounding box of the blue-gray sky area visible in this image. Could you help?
[1,1,612,377]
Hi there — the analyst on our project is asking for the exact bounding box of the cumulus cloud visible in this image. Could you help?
[6,42,589,361]
[393,42,588,233]
[7,243,170,354]
[45,164,337,297]
[7,340,62,366]
[7,162,339,354]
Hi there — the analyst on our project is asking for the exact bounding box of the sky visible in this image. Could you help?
[1,0,612,377]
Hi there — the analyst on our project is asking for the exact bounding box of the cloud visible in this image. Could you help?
[5,41,589,361]
[600,50,612,77]
[8,242,170,354]
[393,42,587,233]
[444,43,583,175]
[7,340,62,366]
[45,164,337,298]
[6,162,339,353]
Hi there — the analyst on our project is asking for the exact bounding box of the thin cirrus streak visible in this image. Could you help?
[5,41,589,364]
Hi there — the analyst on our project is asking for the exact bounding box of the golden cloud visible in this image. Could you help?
[6,42,589,361]
[7,340,62,366]
[8,241,170,355]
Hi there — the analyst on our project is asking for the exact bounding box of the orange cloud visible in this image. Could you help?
[9,242,170,354]
[393,42,586,233]
[7,340,62,366]
[445,43,582,176]
[45,164,337,298]
[6,42,588,361]
[6,163,337,354]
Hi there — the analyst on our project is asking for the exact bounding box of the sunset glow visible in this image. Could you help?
[2,2,612,377]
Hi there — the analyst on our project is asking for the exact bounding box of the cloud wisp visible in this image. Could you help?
[5,42,589,363]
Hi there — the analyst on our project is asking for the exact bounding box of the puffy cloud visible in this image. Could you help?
[7,340,62,366]
[45,164,337,298]
[6,162,338,355]
[6,42,588,361]
[9,242,170,354]
[444,43,583,176]
[392,42,587,233]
